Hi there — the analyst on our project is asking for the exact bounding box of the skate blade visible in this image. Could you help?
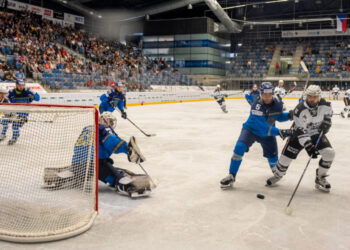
[315,184,330,193]
[220,184,233,190]
[129,190,151,198]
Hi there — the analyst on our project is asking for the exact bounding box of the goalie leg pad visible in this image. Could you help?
[43,166,75,189]
[117,174,152,198]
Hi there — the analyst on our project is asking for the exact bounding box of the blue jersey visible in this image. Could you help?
[72,124,128,164]
[245,90,260,105]
[243,98,290,137]
[99,89,125,113]
[72,125,95,165]
[8,88,40,104]
[98,124,128,159]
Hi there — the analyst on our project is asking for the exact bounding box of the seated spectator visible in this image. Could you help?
[15,68,25,80]
[328,59,335,65]
[261,55,266,62]
[3,69,15,81]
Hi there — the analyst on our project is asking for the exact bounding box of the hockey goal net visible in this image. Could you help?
[0,104,98,243]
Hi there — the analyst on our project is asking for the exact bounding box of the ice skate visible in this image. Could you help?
[315,169,331,192]
[266,175,282,186]
[220,174,235,189]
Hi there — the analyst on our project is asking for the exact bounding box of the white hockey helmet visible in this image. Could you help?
[305,85,322,97]
[0,86,8,94]
[216,84,220,89]
[278,79,284,85]
[99,112,117,129]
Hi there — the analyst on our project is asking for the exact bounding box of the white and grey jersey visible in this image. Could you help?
[213,90,226,101]
[293,98,333,146]
[345,89,350,98]
[332,87,340,93]
[274,86,286,99]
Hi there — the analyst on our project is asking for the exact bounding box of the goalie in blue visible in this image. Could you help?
[220,82,293,189]
[99,81,127,119]
[43,112,152,198]
[0,79,40,145]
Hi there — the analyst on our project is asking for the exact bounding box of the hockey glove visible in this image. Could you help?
[304,140,319,158]
[279,129,293,140]
[121,110,127,119]
[288,110,294,120]
[28,94,34,102]
[319,118,331,134]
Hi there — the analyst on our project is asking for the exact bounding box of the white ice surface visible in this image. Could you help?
[0,99,349,250]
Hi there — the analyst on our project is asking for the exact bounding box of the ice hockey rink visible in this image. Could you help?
[0,98,349,250]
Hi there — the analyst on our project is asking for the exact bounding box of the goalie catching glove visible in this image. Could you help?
[127,136,146,164]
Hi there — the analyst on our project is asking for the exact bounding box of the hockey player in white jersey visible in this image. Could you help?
[266,85,335,192]
[213,84,228,113]
[341,88,350,118]
[275,80,287,110]
[332,85,340,100]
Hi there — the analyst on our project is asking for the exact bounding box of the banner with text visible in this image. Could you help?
[282,29,350,38]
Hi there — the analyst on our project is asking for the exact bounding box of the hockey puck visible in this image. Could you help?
[257,194,265,199]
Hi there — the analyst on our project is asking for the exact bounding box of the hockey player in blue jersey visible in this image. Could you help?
[99,81,127,119]
[43,112,151,197]
[220,82,293,188]
[0,79,40,145]
[245,84,260,106]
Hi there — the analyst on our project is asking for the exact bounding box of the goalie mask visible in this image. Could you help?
[99,112,117,129]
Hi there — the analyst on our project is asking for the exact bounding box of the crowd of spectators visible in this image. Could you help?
[0,9,173,91]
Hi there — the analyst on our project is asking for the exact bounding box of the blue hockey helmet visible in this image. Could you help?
[260,82,274,94]
[16,79,25,85]
[252,84,258,89]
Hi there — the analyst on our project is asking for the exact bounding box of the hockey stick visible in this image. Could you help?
[116,109,156,137]
[285,131,324,215]
[126,117,156,137]
[138,163,157,188]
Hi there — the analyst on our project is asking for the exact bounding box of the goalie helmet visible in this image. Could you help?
[0,86,8,94]
[305,85,321,97]
[99,112,117,129]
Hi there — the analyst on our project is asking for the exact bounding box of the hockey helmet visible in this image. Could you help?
[16,79,25,85]
[305,85,321,97]
[0,86,8,94]
[260,82,274,94]
[99,112,117,129]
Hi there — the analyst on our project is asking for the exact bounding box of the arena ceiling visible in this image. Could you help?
[56,0,350,21]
